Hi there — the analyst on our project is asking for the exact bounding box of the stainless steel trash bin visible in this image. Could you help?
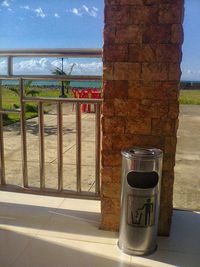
[118,147,163,256]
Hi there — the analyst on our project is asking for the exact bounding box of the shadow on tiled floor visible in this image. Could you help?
[0,192,200,267]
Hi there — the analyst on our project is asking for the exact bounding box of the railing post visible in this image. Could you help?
[95,103,101,195]
[38,101,45,189]
[76,103,81,192]
[20,78,28,188]
[0,80,5,185]
[7,56,13,76]
[57,102,63,191]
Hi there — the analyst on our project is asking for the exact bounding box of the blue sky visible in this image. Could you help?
[0,0,103,48]
[0,0,103,75]
[0,0,200,80]
[181,0,200,81]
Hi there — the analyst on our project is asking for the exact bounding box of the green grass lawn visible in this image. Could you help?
[1,86,73,126]
[179,90,200,105]
[2,86,200,126]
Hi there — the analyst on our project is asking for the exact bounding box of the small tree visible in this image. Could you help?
[9,80,39,112]
[9,80,39,97]
[52,63,76,96]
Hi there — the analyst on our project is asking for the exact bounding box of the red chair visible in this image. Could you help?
[72,88,98,113]
[80,89,89,112]
[72,88,78,111]
[74,89,89,112]
[90,89,101,112]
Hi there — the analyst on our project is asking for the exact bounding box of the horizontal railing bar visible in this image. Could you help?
[0,109,21,114]
[0,184,101,200]
[23,97,103,104]
[0,75,102,81]
[0,48,102,57]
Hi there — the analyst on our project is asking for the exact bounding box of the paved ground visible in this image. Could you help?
[174,105,200,210]
[2,104,200,210]
[3,103,97,193]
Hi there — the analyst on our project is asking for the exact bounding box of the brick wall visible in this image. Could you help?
[101,0,184,235]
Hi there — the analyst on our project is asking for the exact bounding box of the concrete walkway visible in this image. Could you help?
[174,105,200,210]
[3,103,97,193]
[2,104,200,210]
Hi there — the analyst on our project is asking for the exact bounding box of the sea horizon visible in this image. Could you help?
[2,79,200,88]
[2,80,102,88]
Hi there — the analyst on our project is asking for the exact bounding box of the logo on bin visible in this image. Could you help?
[127,195,156,227]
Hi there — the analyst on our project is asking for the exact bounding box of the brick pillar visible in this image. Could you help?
[101,0,184,235]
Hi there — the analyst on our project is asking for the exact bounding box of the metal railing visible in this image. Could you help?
[0,49,102,199]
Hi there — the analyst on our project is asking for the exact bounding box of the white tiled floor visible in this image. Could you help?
[0,192,200,267]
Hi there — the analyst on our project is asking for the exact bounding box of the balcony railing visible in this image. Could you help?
[0,49,102,199]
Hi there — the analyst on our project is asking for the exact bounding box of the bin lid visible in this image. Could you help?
[121,147,163,159]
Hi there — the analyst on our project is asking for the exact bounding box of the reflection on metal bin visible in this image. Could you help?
[118,147,163,256]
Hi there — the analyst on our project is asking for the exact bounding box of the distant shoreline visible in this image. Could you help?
[180,81,200,90]
[1,80,102,89]
[1,80,200,90]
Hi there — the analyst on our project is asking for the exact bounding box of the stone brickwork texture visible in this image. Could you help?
[101,0,184,235]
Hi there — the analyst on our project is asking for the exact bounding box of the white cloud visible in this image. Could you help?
[82,5,89,12]
[34,7,46,18]
[83,5,98,17]
[20,5,46,18]
[1,0,10,7]
[181,68,200,81]
[93,7,98,12]
[0,60,7,74]
[68,5,98,18]
[71,8,82,16]
[89,10,98,17]
[51,60,102,75]
[20,5,30,10]
[74,62,102,75]
[1,0,12,11]
[54,13,60,18]
[0,58,102,75]
[0,58,102,76]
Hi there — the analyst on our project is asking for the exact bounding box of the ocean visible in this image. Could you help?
[2,80,102,88]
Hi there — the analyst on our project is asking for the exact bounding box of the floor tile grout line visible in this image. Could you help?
[5,200,66,267]
[156,248,200,256]
[46,210,100,225]
[34,197,67,237]
[8,237,34,267]
[34,230,118,247]
[33,198,100,239]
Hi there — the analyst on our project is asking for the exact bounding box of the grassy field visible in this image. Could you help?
[179,89,200,105]
[1,86,73,126]
[1,87,200,126]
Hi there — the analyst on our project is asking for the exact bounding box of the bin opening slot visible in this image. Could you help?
[127,171,159,189]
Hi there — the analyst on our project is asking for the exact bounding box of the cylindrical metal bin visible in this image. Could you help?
[118,147,163,256]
